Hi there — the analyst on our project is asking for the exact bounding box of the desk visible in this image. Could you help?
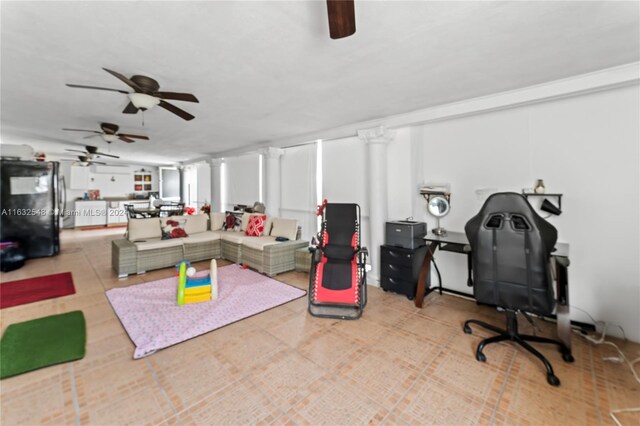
[414,231,572,352]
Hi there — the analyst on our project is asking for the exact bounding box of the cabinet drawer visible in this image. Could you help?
[381,247,415,267]
[380,262,414,281]
[380,275,416,298]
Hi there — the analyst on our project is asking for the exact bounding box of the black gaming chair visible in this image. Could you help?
[308,202,368,319]
[463,192,574,386]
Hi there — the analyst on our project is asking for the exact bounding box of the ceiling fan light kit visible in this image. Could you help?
[128,92,160,111]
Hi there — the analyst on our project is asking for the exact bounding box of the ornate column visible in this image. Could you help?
[262,148,285,217]
[358,125,395,285]
[209,158,224,212]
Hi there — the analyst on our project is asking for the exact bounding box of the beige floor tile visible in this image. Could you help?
[250,349,326,412]
[286,376,388,425]
[2,227,639,425]
[180,379,283,425]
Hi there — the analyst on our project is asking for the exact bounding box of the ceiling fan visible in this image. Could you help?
[61,155,109,166]
[327,0,356,39]
[64,145,119,159]
[67,68,199,121]
[63,122,149,144]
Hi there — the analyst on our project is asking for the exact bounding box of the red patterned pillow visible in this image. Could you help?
[245,214,267,237]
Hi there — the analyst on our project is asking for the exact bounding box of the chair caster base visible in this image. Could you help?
[562,353,575,363]
[463,324,472,334]
[476,351,486,362]
[407,295,414,301]
[547,373,561,386]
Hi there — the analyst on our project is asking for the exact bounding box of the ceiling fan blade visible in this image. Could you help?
[155,92,199,103]
[117,133,149,140]
[83,134,101,139]
[122,102,139,114]
[94,151,120,159]
[62,128,101,133]
[118,136,136,143]
[66,84,129,94]
[158,100,195,121]
[65,149,87,154]
[326,0,356,39]
[103,68,144,92]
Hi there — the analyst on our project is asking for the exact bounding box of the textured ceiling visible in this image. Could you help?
[1,1,638,165]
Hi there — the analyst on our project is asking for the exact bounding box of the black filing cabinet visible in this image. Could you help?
[380,245,429,300]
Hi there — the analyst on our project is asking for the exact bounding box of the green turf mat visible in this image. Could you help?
[1,311,86,379]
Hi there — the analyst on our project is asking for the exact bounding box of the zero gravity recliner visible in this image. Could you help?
[308,202,368,319]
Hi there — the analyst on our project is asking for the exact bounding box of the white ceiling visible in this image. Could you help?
[1,1,638,165]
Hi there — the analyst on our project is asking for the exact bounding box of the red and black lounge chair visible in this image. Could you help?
[308,202,368,319]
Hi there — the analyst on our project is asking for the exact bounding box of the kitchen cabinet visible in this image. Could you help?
[69,166,90,190]
[74,200,107,227]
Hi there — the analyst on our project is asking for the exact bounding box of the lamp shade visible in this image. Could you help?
[540,198,562,216]
[128,93,160,110]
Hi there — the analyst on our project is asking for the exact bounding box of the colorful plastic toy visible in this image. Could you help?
[177,259,218,305]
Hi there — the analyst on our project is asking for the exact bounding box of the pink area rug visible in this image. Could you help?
[106,265,306,359]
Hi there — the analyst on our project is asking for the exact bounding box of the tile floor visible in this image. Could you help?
[1,228,638,425]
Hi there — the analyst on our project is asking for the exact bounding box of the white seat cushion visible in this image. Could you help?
[135,238,183,251]
[210,212,225,231]
[241,236,278,250]
[183,214,209,234]
[128,218,162,242]
[270,218,298,240]
[182,231,222,245]
[220,231,248,244]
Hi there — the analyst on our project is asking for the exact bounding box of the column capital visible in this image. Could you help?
[261,147,285,159]
[209,158,224,167]
[357,125,395,144]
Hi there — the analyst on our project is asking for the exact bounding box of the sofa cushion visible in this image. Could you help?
[240,212,252,232]
[210,212,225,231]
[242,236,278,251]
[271,218,298,241]
[182,231,222,245]
[245,214,267,237]
[220,231,248,244]
[128,218,162,242]
[183,214,208,234]
[263,216,273,236]
[135,238,183,251]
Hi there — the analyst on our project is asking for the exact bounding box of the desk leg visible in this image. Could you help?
[414,242,439,308]
[554,257,572,354]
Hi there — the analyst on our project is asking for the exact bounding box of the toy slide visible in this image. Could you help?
[177,259,218,306]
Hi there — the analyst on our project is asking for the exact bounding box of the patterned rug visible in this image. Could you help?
[106,265,306,358]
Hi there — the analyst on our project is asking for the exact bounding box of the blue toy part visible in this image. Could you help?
[185,275,211,288]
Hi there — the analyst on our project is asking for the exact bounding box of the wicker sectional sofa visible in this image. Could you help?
[111,212,307,278]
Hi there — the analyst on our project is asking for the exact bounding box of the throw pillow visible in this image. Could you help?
[162,219,188,240]
[210,212,225,231]
[224,213,237,230]
[245,215,267,237]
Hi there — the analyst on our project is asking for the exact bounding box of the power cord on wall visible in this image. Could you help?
[570,306,640,426]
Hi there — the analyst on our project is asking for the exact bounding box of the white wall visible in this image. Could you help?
[196,163,211,208]
[58,162,159,200]
[386,85,640,341]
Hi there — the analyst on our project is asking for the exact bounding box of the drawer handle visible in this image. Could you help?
[389,251,400,257]
[389,264,399,271]
[389,277,398,284]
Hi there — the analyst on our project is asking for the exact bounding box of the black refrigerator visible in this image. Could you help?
[1,159,66,258]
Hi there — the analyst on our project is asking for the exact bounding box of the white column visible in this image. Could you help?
[358,125,395,285]
[209,158,224,212]
[262,147,285,217]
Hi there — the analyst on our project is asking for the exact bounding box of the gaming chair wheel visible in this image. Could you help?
[562,353,575,363]
[407,295,414,300]
[475,351,486,362]
[547,373,560,386]
[463,324,472,334]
